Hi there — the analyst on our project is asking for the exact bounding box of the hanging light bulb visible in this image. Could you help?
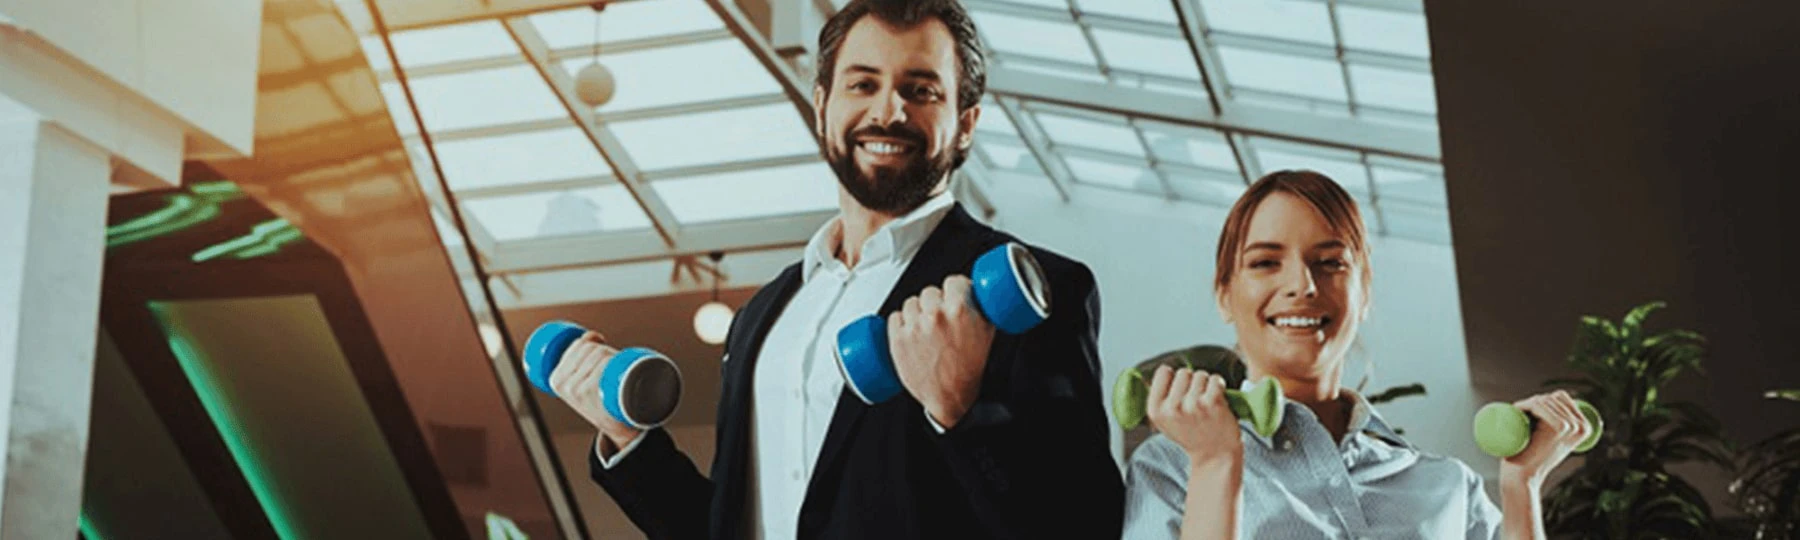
[574,3,615,108]
[693,251,734,345]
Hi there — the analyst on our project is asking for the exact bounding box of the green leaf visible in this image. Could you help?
[1622,301,1667,332]
[1766,389,1800,402]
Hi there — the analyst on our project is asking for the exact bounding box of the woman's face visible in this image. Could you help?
[1218,192,1368,381]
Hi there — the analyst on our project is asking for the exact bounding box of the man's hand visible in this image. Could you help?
[890,275,995,430]
[548,331,642,456]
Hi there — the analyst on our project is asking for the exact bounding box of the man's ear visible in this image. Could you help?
[957,103,981,150]
[812,85,829,141]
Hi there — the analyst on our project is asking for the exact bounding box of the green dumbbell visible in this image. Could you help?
[1112,367,1285,438]
[1472,399,1604,458]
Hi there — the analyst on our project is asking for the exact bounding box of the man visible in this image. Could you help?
[547,1,1123,537]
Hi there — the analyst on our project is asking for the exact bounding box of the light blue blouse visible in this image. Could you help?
[1122,386,1503,539]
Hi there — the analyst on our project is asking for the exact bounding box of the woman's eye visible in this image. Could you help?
[849,81,875,92]
[1248,259,1277,269]
[1317,259,1348,271]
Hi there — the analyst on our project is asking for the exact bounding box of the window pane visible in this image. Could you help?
[1250,141,1369,194]
[1199,0,1334,46]
[464,186,651,241]
[1143,126,1238,172]
[971,11,1098,65]
[608,103,818,171]
[1166,171,1246,206]
[1063,155,1157,191]
[652,162,837,224]
[386,20,513,67]
[999,57,1109,83]
[435,128,610,190]
[528,0,723,51]
[978,139,1039,173]
[1370,164,1446,206]
[1217,47,1347,103]
[557,38,781,112]
[1349,64,1436,114]
[1078,0,1178,23]
[1034,113,1145,157]
[1090,29,1200,80]
[1335,6,1431,58]
[404,65,565,132]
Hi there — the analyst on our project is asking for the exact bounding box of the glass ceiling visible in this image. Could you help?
[359,0,1449,280]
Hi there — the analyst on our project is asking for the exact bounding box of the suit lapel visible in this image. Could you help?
[801,205,998,508]
[714,264,803,534]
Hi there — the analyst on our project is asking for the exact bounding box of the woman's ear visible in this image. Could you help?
[1215,286,1233,325]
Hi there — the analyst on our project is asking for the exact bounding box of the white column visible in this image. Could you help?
[0,95,111,539]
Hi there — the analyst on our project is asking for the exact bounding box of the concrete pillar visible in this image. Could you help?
[0,95,112,539]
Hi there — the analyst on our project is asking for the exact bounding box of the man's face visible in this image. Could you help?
[814,16,980,215]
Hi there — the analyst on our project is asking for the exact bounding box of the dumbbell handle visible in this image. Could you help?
[522,321,682,430]
[1112,369,1284,438]
[1473,400,1603,458]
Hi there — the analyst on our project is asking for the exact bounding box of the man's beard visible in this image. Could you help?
[827,123,959,214]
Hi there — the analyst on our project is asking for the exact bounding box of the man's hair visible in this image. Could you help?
[814,0,986,113]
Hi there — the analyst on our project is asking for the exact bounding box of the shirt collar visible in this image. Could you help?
[1237,379,1411,450]
[801,191,957,282]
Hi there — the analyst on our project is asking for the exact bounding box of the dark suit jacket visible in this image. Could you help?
[589,204,1124,539]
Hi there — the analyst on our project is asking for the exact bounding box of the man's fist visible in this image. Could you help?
[889,275,995,429]
[548,331,641,451]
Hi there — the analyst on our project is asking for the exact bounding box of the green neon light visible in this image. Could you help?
[148,303,300,540]
[191,219,304,263]
[485,512,530,540]
[105,181,244,249]
[79,513,103,540]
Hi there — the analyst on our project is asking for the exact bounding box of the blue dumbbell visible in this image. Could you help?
[522,320,683,430]
[835,242,1052,404]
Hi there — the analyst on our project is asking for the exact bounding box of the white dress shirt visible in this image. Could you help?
[599,192,958,539]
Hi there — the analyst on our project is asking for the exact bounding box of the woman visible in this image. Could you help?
[1121,171,1589,540]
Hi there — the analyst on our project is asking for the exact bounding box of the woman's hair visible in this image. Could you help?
[1213,170,1373,298]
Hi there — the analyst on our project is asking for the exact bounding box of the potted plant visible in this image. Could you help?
[1727,388,1800,539]
[1542,301,1735,539]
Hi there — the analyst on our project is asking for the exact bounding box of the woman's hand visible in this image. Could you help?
[1500,390,1590,486]
[1497,390,1590,540]
[1145,365,1243,467]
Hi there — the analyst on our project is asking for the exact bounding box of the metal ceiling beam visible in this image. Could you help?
[454,151,822,200]
[994,97,1073,200]
[501,16,681,247]
[488,210,836,274]
[422,93,792,144]
[374,29,735,82]
[987,66,1440,162]
[1290,0,1424,15]
[343,0,654,35]
[704,0,823,139]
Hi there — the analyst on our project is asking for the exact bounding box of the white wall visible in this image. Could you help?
[982,177,1494,481]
